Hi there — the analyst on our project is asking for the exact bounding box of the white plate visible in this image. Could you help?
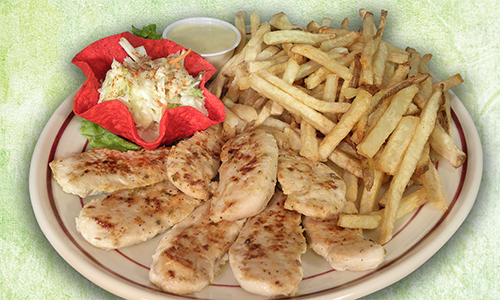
[29,87,482,300]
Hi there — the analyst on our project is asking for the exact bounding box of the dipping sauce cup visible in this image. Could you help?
[163,17,242,72]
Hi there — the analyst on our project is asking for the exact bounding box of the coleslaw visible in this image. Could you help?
[98,37,207,142]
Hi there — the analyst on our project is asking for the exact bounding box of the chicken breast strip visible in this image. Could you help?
[303,215,385,271]
[49,147,170,198]
[277,149,347,219]
[149,201,244,295]
[229,190,306,297]
[167,124,223,200]
[76,180,202,250]
[210,128,278,222]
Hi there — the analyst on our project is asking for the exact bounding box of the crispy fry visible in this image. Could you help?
[359,166,385,214]
[429,123,466,168]
[359,10,387,88]
[319,90,372,161]
[269,12,301,30]
[319,31,362,51]
[263,30,336,46]
[433,74,464,91]
[299,120,319,161]
[421,161,448,210]
[257,70,351,114]
[372,41,388,89]
[248,72,335,134]
[343,169,359,203]
[339,187,428,229]
[328,148,364,178]
[244,22,271,61]
[291,44,353,80]
[376,116,420,175]
[250,12,261,37]
[357,84,420,158]
[379,87,443,244]
[234,11,248,54]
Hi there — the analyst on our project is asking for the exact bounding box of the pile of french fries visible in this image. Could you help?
[208,9,466,244]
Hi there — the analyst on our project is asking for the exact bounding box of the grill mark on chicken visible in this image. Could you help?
[49,147,170,198]
[277,149,347,219]
[229,190,306,297]
[167,125,223,200]
[149,201,244,294]
[76,180,201,250]
[210,128,278,222]
[303,215,385,271]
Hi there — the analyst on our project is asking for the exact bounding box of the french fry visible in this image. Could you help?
[433,74,464,92]
[421,160,448,210]
[284,127,302,151]
[386,51,410,64]
[282,57,301,84]
[248,72,335,134]
[234,11,248,54]
[376,116,420,175]
[343,169,359,203]
[319,31,362,51]
[244,22,271,61]
[359,10,387,88]
[357,84,420,158]
[299,120,319,161]
[318,90,372,161]
[429,123,466,168]
[341,17,349,31]
[263,30,337,46]
[257,70,351,114]
[339,187,428,229]
[406,48,421,78]
[379,87,443,244]
[269,12,301,30]
[230,103,258,123]
[328,148,363,178]
[341,201,359,214]
[256,45,281,61]
[291,44,353,81]
[359,166,385,214]
[321,18,332,27]
[250,12,261,37]
[360,10,375,43]
[372,41,388,89]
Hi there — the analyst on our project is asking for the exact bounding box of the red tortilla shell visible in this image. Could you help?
[72,31,225,150]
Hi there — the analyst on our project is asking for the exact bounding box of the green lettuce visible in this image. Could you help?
[79,120,142,152]
[131,24,162,39]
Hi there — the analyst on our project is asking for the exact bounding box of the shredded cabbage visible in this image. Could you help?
[98,37,207,142]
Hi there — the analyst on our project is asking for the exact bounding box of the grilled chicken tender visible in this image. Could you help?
[167,125,223,200]
[210,128,278,222]
[277,150,347,219]
[303,215,385,271]
[49,147,170,198]
[76,180,202,250]
[229,190,306,297]
[149,201,244,295]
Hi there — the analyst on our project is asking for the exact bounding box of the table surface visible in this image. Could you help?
[1,0,498,299]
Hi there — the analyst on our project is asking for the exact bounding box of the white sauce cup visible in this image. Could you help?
[163,17,241,73]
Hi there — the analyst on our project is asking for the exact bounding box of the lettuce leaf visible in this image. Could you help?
[79,119,142,151]
[131,24,162,39]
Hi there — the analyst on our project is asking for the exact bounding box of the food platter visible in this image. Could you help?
[29,83,482,299]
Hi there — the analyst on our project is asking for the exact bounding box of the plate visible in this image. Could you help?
[29,87,482,300]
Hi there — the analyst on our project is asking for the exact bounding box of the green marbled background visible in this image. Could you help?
[1,0,498,299]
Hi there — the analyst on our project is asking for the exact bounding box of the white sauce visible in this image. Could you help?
[167,24,237,54]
